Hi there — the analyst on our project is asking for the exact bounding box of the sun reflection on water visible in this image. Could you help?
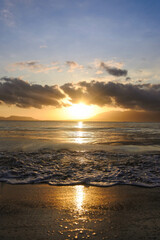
[78,121,83,128]
[75,131,83,144]
[75,122,84,144]
[75,185,85,211]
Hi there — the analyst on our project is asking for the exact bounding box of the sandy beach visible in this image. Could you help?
[0,184,160,240]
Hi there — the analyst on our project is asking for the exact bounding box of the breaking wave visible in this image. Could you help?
[0,149,160,187]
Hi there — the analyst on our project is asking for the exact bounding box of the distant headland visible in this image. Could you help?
[0,116,37,121]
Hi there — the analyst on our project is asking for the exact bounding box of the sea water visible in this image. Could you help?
[0,121,160,187]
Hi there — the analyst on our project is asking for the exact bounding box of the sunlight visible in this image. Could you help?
[75,131,83,144]
[75,185,85,211]
[74,122,84,144]
[67,103,95,120]
[78,121,83,128]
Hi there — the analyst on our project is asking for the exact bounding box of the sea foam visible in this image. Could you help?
[0,149,159,187]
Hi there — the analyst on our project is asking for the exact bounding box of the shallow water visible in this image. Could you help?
[0,121,160,187]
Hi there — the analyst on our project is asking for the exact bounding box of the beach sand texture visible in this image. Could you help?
[0,184,160,240]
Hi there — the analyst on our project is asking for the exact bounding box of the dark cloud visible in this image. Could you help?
[0,77,66,108]
[61,80,160,111]
[126,77,131,81]
[61,83,88,103]
[1,77,160,112]
[100,62,128,77]
[66,61,77,67]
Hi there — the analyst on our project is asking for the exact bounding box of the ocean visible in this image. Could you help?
[0,121,160,187]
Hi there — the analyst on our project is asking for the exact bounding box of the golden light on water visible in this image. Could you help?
[75,121,84,144]
[67,103,95,120]
[75,131,83,144]
[78,121,83,128]
[75,185,85,211]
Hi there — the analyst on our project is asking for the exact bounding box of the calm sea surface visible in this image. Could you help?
[0,121,160,187]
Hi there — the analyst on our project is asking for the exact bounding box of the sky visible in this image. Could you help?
[0,0,160,120]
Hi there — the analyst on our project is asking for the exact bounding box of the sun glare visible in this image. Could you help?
[67,103,94,120]
[75,185,84,211]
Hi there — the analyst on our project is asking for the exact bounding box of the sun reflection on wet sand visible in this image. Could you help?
[75,185,85,211]
[1,184,157,240]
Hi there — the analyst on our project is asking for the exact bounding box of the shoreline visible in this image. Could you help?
[1,182,160,188]
[0,183,160,240]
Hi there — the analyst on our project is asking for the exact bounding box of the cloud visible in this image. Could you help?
[0,8,15,26]
[61,83,87,103]
[10,61,61,73]
[1,77,160,112]
[126,77,131,81]
[0,77,66,108]
[100,62,128,77]
[40,45,48,49]
[9,59,128,76]
[95,70,103,75]
[61,81,160,111]
[66,61,83,72]
[0,0,15,27]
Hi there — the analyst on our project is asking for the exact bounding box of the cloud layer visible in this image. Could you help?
[9,59,128,77]
[1,77,160,111]
[0,77,66,108]
[62,81,160,111]
[10,61,61,73]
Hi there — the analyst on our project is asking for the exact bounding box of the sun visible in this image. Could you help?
[67,103,95,120]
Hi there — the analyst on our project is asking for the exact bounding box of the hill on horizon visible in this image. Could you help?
[90,110,160,122]
[1,111,160,122]
[0,115,37,121]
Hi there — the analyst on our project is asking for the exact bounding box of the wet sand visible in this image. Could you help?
[0,183,160,240]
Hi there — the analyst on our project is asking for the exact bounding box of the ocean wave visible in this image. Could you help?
[0,149,160,187]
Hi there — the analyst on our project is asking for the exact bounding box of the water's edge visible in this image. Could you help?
[0,149,159,187]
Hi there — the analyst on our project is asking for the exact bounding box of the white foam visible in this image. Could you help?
[0,149,160,187]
